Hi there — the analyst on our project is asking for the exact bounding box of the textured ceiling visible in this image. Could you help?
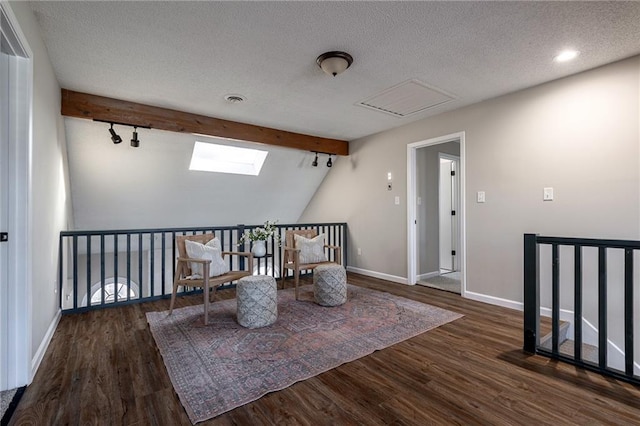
[30,1,640,141]
[25,1,640,230]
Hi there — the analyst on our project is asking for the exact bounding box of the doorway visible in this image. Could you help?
[1,3,32,391]
[407,132,465,295]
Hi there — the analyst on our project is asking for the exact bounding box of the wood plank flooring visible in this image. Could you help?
[9,273,640,425]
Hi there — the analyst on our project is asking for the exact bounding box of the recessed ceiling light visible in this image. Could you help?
[554,50,579,63]
[224,94,246,103]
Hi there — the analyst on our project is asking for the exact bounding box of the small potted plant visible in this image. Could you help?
[239,220,280,257]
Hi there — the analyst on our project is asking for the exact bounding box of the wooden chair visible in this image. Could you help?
[281,229,341,300]
[169,233,253,325]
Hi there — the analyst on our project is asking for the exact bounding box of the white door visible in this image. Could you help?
[0,49,10,390]
[439,155,460,273]
[439,158,454,271]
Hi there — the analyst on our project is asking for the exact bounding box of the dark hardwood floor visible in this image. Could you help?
[10,273,640,425]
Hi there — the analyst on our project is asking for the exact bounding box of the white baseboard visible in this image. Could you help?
[464,290,523,311]
[346,266,408,285]
[417,271,440,281]
[31,309,61,382]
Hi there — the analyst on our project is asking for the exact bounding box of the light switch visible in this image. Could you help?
[477,191,485,203]
[394,196,400,205]
[543,187,554,201]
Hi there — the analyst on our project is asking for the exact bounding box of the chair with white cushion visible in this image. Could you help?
[169,233,253,325]
[281,229,341,300]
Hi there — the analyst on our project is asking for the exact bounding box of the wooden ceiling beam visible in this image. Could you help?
[61,89,349,156]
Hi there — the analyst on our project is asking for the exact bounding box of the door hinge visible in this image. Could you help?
[452,250,456,256]
[451,210,456,216]
[0,232,7,242]
[451,170,456,176]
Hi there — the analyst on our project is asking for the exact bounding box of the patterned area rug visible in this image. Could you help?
[147,284,463,424]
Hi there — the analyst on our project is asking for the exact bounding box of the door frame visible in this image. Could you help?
[1,2,33,390]
[407,132,466,295]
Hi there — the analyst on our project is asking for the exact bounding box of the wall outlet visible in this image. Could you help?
[417,196,422,205]
[357,248,362,256]
[394,196,400,205]
[543,187,554,201]
[477,191,486,203]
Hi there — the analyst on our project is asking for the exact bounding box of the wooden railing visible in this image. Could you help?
[524,233,639,385]
[59,222,347,313]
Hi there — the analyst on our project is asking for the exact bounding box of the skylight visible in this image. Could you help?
[189,142,268,176]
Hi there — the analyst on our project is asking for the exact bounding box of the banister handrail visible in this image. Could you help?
[523,233,640,386]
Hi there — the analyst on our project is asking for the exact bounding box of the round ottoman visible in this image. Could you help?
[313,264,347,307]
[236,275,278,328]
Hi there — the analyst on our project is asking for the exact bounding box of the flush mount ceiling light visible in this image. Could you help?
[554,50,579,62]
[316,51,353,77]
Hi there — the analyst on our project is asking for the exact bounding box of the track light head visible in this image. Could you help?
[130,127,140,147]
[109,123,122,144]
[327,156,333,168]
[312,152,318,167]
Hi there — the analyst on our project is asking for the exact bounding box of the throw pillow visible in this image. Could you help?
[184,238,230,278]
[294,233,328,264]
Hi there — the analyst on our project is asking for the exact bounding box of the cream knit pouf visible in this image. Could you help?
[236,275,278,328]
[313,264,347,307]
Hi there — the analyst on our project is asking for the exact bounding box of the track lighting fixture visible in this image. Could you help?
[130,127,140,148]
[109,123,122,144]
[311,151,335,168]
[97,120,150,147]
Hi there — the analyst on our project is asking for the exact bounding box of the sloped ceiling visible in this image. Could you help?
[29,1,640,230]
[65,119,332,230]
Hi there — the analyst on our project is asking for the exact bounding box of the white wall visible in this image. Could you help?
[7,1,73,382]
[301,56,640,304]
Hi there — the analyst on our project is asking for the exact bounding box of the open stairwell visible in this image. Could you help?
[539,321,599,364]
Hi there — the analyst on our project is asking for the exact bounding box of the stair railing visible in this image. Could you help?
[524,233,639,385]
[59,222,347,313]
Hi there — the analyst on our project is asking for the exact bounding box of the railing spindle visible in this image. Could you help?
[624,248,634,376]
[574,245,583,362]
[598,247,607,369]
[552,243,560,355]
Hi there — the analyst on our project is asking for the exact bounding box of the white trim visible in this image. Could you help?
[407,132,466,297]
[30,309,60,380]
[1,1,33,390]
[464,290,523,311]
[346,266,408,285]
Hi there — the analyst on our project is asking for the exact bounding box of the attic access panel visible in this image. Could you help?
[357,79,455,117]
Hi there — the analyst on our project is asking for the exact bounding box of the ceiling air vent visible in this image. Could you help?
[357,79,455,117]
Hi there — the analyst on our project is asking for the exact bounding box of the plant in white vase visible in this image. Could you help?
[238,220,280,257]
